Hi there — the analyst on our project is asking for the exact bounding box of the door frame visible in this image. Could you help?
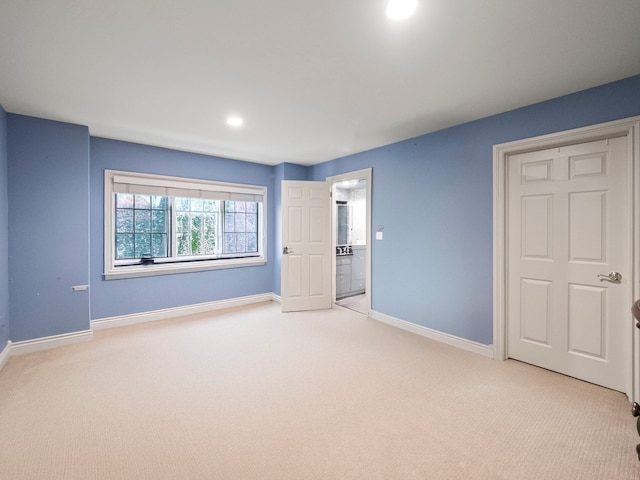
[328,168,372,315]
[493,116,640,400]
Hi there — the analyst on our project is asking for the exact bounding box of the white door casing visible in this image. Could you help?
[507,137,629,392]
[494,116,640,401]
[281,180,332,312]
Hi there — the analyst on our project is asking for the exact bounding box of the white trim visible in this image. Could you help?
[91,293,274,330]
[10,330,93,356]
[0,294,281,372]
[104,256,267,280]
[493,115,640,401]
[633,120,640,403]
[370,310,494,358]
[0,341,11,371]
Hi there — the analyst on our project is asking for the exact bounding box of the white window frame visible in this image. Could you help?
[104,169,267,280]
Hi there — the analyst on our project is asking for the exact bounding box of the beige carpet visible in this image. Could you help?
[0,302,638,479]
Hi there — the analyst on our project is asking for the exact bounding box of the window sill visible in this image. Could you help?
[103,256,266,280]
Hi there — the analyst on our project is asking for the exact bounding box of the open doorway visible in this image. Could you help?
[329,169,372,315]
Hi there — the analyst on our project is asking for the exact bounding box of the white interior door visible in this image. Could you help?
[281,180,332,312]
[507,136,630,391]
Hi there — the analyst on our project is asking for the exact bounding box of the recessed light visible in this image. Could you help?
[386,0,417,20]
[226,116,244,127]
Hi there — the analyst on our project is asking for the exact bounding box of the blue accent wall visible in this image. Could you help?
[89,138,276,319]
[0,104,9,348]
[7,115,90,342]
[309,74,640,345]
[1,74,639,345]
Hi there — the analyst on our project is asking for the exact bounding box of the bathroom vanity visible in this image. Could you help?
[336,245,365,299]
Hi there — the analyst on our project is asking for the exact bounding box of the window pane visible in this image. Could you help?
[134,210,151,233]
[224,233,235,253]
[151,210,166,233]
[116,209,133,233]
[204,214,217,254]
[190,198,203,211]
[115,193,167,260]
[134,234,151,257]
[177,232,190,255]
[203,199,217,212]
[234,213,246,232]
[221,201,261,254]
[190,214,202,254]
[135,195,151,209]
[177,197,221,257]
[246,233,257,252]
[236,233,246,252]
[175,197,190,211]
[225,213,234,232]
[176,213,189,233]
[191,213,202,229]
[246,214,257,233]
[151,234,167,257]
[116,194,134,208]
[151,196,167,209]
[116,234,134,259]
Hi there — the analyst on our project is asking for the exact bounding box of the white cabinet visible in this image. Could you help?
[336,245,365,299]
[350,246,366,293]
[336,256,352,297]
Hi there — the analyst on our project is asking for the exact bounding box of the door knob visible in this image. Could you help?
[597,271,621,283]
[283,246,294,254]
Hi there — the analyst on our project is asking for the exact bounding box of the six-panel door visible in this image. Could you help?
[507,137,630,391]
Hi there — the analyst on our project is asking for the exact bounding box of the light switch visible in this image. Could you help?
[376,231,383,240]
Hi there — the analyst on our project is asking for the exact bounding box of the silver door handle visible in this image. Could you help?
[283,246,294,254]
[597,272,621,283]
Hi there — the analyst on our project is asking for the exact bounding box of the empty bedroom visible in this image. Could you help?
[1,1,640,478]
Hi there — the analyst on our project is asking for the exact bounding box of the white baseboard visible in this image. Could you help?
[10,330,94,356]
[370,310,494,358]
[0,341,10,370]
[91,293,276,331]
[0,294,278,372]
[0,299,491,374]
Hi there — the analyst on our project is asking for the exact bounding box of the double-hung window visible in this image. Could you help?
[104,170,267,279]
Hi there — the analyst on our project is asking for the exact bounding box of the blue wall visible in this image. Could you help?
[7,115,90,342]
[310,74,640,345]
[89,138,276,319]
[0,105,8,348]
[1,74,639,345]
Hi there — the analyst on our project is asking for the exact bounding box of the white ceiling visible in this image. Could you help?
[1,0,639,166]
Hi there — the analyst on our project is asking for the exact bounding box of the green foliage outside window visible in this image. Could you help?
[115,194,259,261]
[115,194,168,259]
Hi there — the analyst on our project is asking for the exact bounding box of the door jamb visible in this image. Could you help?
[493,116,640,401]
[327,168,372,315]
